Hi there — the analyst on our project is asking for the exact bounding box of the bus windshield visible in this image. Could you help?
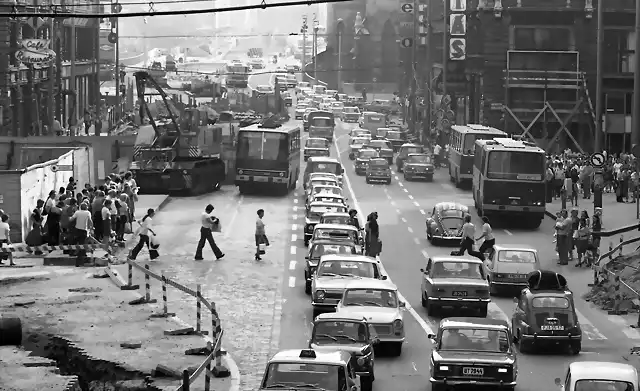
[227,65,248,73]
[312,118,332,127]
[237,132,288,160]
[464,133,500,154]
[487,151,545,180]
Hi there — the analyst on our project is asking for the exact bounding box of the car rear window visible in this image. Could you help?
[369,160,388,167]
[532,297,570,309]
[311,244,356,257]
[432,261,485,279]
[498,251,536,263]
[575,380,634,391]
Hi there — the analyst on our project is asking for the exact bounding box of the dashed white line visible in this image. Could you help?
[290,246,297,255]
[504,229,513,236]
[288,276,296,287]
[412,362,417,372]
[407,227,414,233]
[390,201,396,207]
[396,208,401,213]
[408,195,414,200]
[413,201,420,207]
[398,182,404,187]
[403,188,409,193]
[421,250,429,259]
[293,199,298,204]
[420,209,426,215]
[394,176,399,180]
[291,234,297,241]
[292,214,298,220]
[387,193,392,199]
[401,217,407,223]
[413,237,420,244]
[289,261,296,270]
[293,206,299,212]
[292,224,298,230]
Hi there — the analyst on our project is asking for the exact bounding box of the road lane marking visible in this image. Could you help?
[414,201,420,207]
[292,214,298,220]
[293,206,299,212]
[420,209,426,215]
[421,250,429,259]
[408,195,414,200]
[504,229,513,236]
[398,182,404,187]
[293,199,298,204]
[401,217,407,223]
[291,234,297,241]
[387,193,392,199]
[394,176,399,180]
[292,224,298,230]
[403,188,409,193]
[413,238,420,244]
[289,261,296,270]
[390,201,396,207]
[396,209,401,213]
[408,227,414,233]
[334,135,435,335]
[288,276,296,287]
[604,314,639,340]
[412,362,417,371]
[290,246,296,255]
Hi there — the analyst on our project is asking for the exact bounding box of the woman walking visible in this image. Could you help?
[255,209,269,261]
[129,208,156,260]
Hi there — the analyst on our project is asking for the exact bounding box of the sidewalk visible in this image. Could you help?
[545,192,639,231]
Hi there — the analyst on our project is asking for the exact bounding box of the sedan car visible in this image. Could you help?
[342,106,361,123]
[304,137,331,161]
[349,136,372,160]
[554,362,637,391]
[305,172,340,189]
[426,202,469,244]
[310,224,361,249]
[304,241,358,293]
[349,128,371,138]
[306,179,341,200]
[384,130,407,151]
[512,278,582,354]
[309,312,378,391]
[336,279,406,356]
[428,317,517,391]
[354,149,379,176]
[295,103,309,119]
[365,158,392,185]
[420,255,491,317]
[485,246,541,295]
[403,153,434,181]
[331,102,345,120]
[364,140,394,165]
[395,143,425,172]
[310,255,385,314]
[304,202,349,246]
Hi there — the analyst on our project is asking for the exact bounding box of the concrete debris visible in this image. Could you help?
[14,300,36,307]
[68,287,103,293]
[120,342,142,349]
[153,364,182,379]
[585,249,640,311]
[164,327,195,336]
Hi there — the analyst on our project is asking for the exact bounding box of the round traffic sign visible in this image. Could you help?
[446,110,455,121]
[590,152,605,167]
[50,165,58,172]
[442,119,451,127]
[401,3,414,13]
[372,77,377,83]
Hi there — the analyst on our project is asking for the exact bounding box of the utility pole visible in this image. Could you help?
[70,4,77,133]
[114,20,120,123]
[442,0,448,97]
[313,18,319,83]
[337,18,344,93]
[594,0,604,151]
[410,0,417,131]
[423,0,432,141]
[632,0,640,158]
[301,15,308,79]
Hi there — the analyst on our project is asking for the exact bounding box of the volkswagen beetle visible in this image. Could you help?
[426,202,469,244]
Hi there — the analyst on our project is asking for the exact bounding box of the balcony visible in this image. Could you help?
[505,50,580,89]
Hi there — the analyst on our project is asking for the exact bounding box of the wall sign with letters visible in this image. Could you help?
[448,0,466,61]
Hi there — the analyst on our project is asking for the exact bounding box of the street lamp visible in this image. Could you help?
[336,18,345,93]
[313,19,319,84]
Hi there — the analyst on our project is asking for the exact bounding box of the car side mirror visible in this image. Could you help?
[399,301,406,308]
[554,378,562,386]
[381,275,388,280]
[427,333,436,340]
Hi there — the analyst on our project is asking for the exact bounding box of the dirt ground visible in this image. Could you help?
[0,265,232,391]
[585,249,640,311]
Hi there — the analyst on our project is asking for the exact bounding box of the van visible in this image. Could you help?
[359,112,387,136]
[308,110,336,142]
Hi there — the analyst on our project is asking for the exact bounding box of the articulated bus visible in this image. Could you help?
[225,62,250,88]
[448,124,507,187]
[235,124,301,194]
[472,137,547,228]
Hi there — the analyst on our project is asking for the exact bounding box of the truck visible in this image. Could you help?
[307,110,335,142]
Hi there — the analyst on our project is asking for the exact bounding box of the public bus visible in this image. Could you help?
[448,124,507,187]
[225,61,250,88]
[472,137,546,228]
[235,123,301,194]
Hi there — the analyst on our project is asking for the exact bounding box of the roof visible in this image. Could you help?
[310,239,357,246]
[239,124,300,134]
[400,143,422,148]
[315,312,368,322]
[321,212,350,217]
[345,279,397,291]
[377,127,391,130]
[308,157,340,164]
[476,137,545,153]
[434,202,468,211]
[270,349,351,365]
[523,288,572,298]
[319,254,379,264]
[450,124,506,135]
[314,223,358,231]
[440,317,510,330]
[431,255,485,265]
[494,245,538,253]
[308,201,347,208]
[568,362,637,381]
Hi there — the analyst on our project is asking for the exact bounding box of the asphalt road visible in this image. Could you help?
[277,115,640,391]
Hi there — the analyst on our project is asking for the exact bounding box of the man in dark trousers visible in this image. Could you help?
[195,204,225,261]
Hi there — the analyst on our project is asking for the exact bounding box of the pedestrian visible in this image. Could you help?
[101,199,113,248]
[365,212,381,257]
[556,210,571,265]
[129,208,156,260]
[454,214,484,261]
[194,204,225,261]
[70,202,92,257]
[255,208,269,261]
[0,213,15,266]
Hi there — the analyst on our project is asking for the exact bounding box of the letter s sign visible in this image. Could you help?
[449,38,466,61]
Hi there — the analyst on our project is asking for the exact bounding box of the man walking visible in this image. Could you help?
[195,204,225,261]
[255,209,269,261]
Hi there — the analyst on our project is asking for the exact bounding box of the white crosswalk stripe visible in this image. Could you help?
[577,309,607,340]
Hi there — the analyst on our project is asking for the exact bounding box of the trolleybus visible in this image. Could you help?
[225,61,250,88]
[448,124,506,187]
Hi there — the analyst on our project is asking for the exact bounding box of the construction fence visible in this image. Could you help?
[105,259,230,391]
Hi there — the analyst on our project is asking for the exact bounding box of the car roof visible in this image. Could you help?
[407,153,429,157]
[321,212,350,217]
[440,317,510,330]
[311,239,356,246]
[431,255,485,265]
[377,127,391,130]
[494,245,538,253]
[270,349,351,365]
[308,157,340,164]
[345,279,397,290]
[311,185,341,191]
[309,201,346,208]
[315,312,368,322]
[314,223,358,231]
[401,143,422,148]
[568,362,637,381]
[319,254,379,264]
[435,202,468,211]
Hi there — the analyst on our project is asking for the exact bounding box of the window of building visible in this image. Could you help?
[604,29,636,74]
[514,27,572,51]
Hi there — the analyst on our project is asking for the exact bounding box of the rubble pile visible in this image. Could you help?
[584,248,640,311]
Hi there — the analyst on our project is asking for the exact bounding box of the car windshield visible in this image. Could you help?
[386,131,404,140]
[313,187,341,196]
[342,289,398,308]
[575,380,634,391]
[262,362,342,390]
[531,296,570,309]
[406,155,431,164]
[402,146,423,155]
[369,160,388,168]
[344,107,359,113]
[314,229,357,242]
[366,115,384,123]
[358,150,379,158]
[308,206,346,219]
[432,261,485,279]
[439,328,510,353]
[313,321,369,343]
[307,139,328,148]
[497,250,537,263]
[317,260,375,277]
[311,162,341,175]
[321,216,351,225]
[310,244,357,258]
[351,137,369,145]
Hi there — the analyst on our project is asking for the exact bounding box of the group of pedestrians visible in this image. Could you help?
[554,208,602,266]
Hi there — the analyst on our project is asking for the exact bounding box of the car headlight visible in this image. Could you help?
[393,319,403,334]
[314,290,326,301]
[279,172,284,177]
[439,365,449,371]
[306,225,314,232]
[238,169,244,175]
[357,357,365,366]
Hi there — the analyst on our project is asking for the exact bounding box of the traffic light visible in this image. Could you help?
[108,17,118,44]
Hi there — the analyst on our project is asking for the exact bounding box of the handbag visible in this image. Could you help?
[212,220,222,233]
[258,243,267,255]
[124,222,132,234]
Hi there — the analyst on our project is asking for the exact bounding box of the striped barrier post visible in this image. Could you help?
[0,243,112,253]
[210,305,229,377]
[128,263,133,286]
[609,242,614,260]
[619,236,624,257]
[128,262,156,306]
[204,359,212,391]
[161,271,168,315]
[196,284,202,334]
[145,263,151,302]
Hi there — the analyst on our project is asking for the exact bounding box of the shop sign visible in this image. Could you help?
[15,39,56,65]
[448,0,466,61]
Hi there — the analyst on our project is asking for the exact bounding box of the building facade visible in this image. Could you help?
[0,0,100,137]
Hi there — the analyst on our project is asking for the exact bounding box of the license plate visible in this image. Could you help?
[541,325,564,331]
[507,274,523,279]
[510,200,519,205]
[452,291,467,297]
[463,367,484,376]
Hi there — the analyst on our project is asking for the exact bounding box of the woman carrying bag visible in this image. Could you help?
[255,209,269,261]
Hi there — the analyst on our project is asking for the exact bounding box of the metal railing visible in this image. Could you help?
[106,259,229,391]
[505,69,582,88]
[304,61,328,87]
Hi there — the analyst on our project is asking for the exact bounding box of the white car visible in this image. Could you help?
[306,185,344,207]
[306,178,341,198]
[331,102,344,119]
[295,103,310,119]
[348,136,372,160]
[336,279,406,356]
[555,361,638,391]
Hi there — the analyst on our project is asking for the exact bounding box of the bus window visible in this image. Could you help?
[237,132,262,159]
[464,134,498,155]
[487,151,545,180]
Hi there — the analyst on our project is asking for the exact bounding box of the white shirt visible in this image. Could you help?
[256,217,265,235]
[434,145,442,155]
[0,221,9,240]
[614,162,622,174]
[201,212,217,229]
[72,210,92,231]
[461,222,475,240]
[482,223,494,240]
[139,217,152,235]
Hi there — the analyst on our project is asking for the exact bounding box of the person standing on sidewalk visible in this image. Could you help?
[0,214,15,266]
[255,209,269,261]
[195,204,225,261]
[556,209,571,265]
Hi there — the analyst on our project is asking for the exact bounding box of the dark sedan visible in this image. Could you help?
[403,153,434,181]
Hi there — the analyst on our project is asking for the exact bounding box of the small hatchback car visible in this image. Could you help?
[555,361,638,391]
[365,158,392,184]
[485,246,541,295]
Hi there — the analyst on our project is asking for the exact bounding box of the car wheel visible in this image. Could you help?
[421,291,428,308]
[404,172,410,181]
[389,342,402,357]
[478,304,488,317]
[569,341,581,355]
[517,332,531,354]
[305,280,311,295]
[361,376,373,391]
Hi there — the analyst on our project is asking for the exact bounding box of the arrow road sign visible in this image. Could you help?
[401,3,414,13]
[400,37,413,48]
[590,152,605,167]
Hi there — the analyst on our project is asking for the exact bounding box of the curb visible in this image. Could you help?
[103,267,241,391]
